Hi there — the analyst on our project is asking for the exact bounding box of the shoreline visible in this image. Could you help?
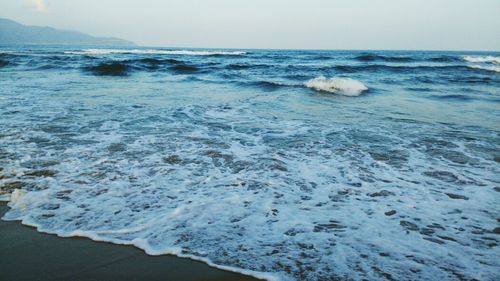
[0,202,261,281]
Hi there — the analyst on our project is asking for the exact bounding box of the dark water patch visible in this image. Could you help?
[423,170,462,184]
[283,73,311,81]
[368,147,409,167]
[108,143,126,152]
[430,56,461,62]
[335,64,473,74]
[415,76,437,84]
[0,59,9,68]
[385,210,397,216]
[34,64,56,70]
[163,155,181,165]
[355,54,415,62]
[169,64,200,74]
[227,63,270,70]
[1,181,25,194]
[135,58,163,70]
[430,94,474,102]
[227,63,253,70]
[446,193,469,200]
[0,53,24,60]
[20,160,60,169]
[368,190,395,197]
[310,54,333,60]
[400,220,419,231]
[445,76,496,84]
[407,87,434,92]
[112,58,186,71]
[82,55,99,60]
[25,170,57,177]
[46,55,81,62]
[161,59,184,64]
[238,81,287,92]
[130,58,168,70]
[137,58,163,64]
[355,54,461,63]
[208,53,246,57]
[84,62,130,76]
[138,58,182,65]
[34,63,74,70]
[414,75,499,86]
[138,58,162,64]
[9,55,82,70]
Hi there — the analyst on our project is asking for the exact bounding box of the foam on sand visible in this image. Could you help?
[304,76,368,96]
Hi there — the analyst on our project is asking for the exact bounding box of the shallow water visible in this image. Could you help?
[1,46,499,281]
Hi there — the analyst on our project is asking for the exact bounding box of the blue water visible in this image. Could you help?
[0,46,499,281]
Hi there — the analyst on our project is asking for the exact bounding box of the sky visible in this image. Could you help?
[1,0,499,50]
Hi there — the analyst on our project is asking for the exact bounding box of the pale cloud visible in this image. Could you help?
[27,0,48,13]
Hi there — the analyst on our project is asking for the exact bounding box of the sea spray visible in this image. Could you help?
[305,76,368,96]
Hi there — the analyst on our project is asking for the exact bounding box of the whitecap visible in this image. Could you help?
[468,65,500,73]
[304,76,368,96]
[463,56,500,64]
[64,49,246,56]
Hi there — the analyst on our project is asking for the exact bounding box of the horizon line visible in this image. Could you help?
[1,43,499,53]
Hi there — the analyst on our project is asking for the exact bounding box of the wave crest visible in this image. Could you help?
[467,65,500,73]
[463,56,500,64]
[305,76,368,96]
[84,62,130,76]
[0,59,9,68]
[355,54,414,62]
[66,49,246,56]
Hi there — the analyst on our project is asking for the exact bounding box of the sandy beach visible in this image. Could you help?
[0,202,259,281]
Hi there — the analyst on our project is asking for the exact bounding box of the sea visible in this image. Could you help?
[0,46,499,281]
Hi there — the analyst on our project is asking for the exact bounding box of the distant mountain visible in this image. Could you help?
[0,18,135,46]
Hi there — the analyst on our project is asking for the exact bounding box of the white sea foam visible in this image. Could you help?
[64,49,246,56]
[463,55,500,64]
[1,51,500,281]
[468,64,500,73]
[304,76,368,96]
[2,101,498,281]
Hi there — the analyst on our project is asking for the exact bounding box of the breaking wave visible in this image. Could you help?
[305,76,368,96]
[1,47,500,281]
[463,56,500,73]
[463,56,500,64]
[65,49,247,56]
[467,65,500,73]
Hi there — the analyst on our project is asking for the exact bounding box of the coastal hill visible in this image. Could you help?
[0,18,135,46]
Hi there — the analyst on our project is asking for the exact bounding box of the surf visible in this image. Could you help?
[304,76,368,96]
[65,49,247,56]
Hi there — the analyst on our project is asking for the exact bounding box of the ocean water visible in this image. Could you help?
[0,46,499,281]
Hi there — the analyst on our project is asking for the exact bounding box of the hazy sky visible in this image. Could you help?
[1,0,499,50]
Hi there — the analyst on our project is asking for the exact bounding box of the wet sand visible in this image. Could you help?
[0,202,260,281]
